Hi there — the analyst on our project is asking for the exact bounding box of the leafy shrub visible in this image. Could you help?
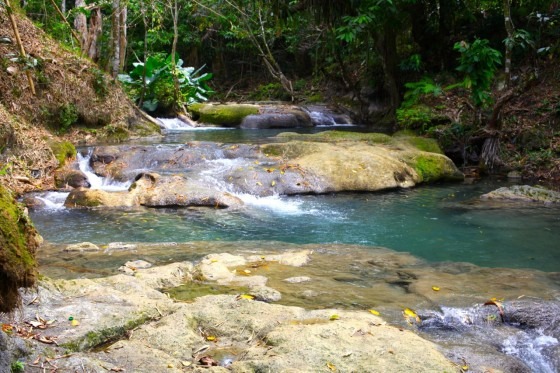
[453,39,502,107]
[91,68,109,98]
[118,55,213,112]
[49,103,78,133]
[396,105,434,131]
[401,77,442,107]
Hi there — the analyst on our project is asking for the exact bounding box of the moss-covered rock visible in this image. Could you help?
[188,103,259,126]
[481,185,560,204]
[48,140,76,167]
[275,131,392,144]
[0,183,41,312]
[400,152,464,183]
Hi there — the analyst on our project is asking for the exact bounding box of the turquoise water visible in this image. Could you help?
[30,178,560,271]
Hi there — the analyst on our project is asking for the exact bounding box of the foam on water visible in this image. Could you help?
[235,193,306,215]
[501,333,559,373]
[35,192,69,210]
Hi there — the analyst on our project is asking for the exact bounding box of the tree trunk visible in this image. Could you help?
[118,5,127,72]
[74,0,87,47]
[84,7,102,61]
[170,0,183,111]
[503,0,514,87]
[110,0,121,77]
[376,24,400,123]
[5,0,35,95]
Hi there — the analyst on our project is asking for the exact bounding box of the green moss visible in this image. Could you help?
[62,313,152,352]
[101,125,129,143]
[0,184,39,312]
[49,140,76,167]
[188,103,259,126]
[397,136,443,154]
[405,153,463,183]
[275,131,392,144]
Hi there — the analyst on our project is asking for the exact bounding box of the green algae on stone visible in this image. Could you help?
[48,140,76,167]
[0,184,41,312]
[395,135,443,154]
[275,131,392,144]
[188,103,259,126]
[403,153,464,183]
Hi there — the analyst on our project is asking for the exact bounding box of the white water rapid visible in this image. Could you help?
[78,150,131,191]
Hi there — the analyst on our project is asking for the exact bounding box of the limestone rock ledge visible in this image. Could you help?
[0,256,455,372]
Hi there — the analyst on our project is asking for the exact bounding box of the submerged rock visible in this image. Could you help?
[481,185,560,204]
[64,242,100,252]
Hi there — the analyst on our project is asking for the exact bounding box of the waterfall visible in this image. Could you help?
[35,191,69,210]
[303,106,354,127]
[157,117,231,131]
[78,150,131,191]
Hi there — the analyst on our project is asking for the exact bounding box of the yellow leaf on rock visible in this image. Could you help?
[368,309,380,316]
[403,307,421,324]
[329,314,340,321]
[206,335,217,341]
[326,361,337,371]
[71,320,80,326]
[432,286,440,291]
[238,294,255,300]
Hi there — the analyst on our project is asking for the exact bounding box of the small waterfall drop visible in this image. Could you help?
[157,117,231,131]
[199,158,308,215]
[421,306,559,373]
[303,106,354,127]
[78,150,131,191]
[35,191,69,210]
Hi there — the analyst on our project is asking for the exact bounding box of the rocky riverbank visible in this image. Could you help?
[2,243,559,372]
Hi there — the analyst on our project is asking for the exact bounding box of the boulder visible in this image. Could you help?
[54,169,90,188]
[64,173,244,209]
[240,107,312,129]
[64,242,100,253]
[188,103,259,126]
[481,185,560,204]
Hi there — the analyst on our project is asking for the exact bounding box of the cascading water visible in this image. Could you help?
[157,117,231,131]
[199,158,309,215]
[34,191,69,210]
[77,150,131,191]
[420,306,559,373]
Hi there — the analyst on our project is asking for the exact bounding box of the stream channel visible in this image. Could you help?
[28,118,560,372]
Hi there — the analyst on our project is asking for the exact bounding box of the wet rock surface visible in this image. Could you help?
[2,244,558,372]
[66,132,463,206]
[481,185,560,204]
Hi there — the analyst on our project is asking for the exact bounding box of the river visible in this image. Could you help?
[27,122,560,372]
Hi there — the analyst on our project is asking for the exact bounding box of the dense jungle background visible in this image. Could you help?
[1,0,559,187]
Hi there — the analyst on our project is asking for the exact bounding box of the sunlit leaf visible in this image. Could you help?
[326,361,337,371]
[237,294,255,301]
[329,314,339,321]
[205,335,217,341]
[432,286,440,291]
[403,307,421,324]
[368,309,380,316]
